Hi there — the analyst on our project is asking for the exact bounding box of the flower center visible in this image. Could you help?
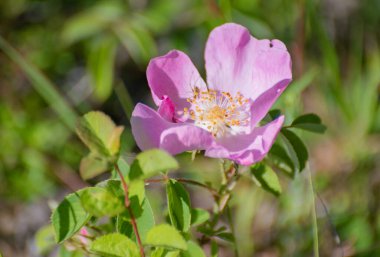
[184,88,251,137]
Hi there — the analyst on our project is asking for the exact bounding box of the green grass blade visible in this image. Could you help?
[114,80,134,121]
[0,35,77,130]
[308,167,319,257]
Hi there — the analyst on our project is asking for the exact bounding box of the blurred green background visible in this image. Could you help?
[1,0,380,256]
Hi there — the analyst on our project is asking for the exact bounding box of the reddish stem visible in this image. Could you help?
[115,164,145,257]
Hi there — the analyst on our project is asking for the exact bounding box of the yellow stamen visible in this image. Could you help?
[183,88,250,137]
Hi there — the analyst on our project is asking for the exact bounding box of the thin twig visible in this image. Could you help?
[212,162,240,257]
[79,234,96,240]
[115,164,145,257]
[218,163,239,212]
[69,238,91,255]
[178,178,220,197]
[145,178,220,198]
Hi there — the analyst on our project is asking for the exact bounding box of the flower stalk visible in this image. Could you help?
[217,162,240,212]
[216,162,241,256]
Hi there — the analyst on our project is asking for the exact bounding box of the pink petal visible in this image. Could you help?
[205,23,292,101]
[159,124,213,154]
[249,79,289,127]
[205,116,284,166]
[157,96,176,122]
[131,103,213,155]
[147,50,207,114]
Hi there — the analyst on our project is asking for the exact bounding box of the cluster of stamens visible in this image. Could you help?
[183,87,250,137]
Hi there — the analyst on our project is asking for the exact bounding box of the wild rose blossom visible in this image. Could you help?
[131,23,292,165]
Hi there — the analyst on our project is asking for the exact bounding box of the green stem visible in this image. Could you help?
[308,168,319,257]
[217,163,239,212]
[212,162,240,257]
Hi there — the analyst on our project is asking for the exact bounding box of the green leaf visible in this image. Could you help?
[151,248,180,257]
[190,208,210,226]
[129,180,146,207]
[214,232,235,243]
[58,246,85,257]
[107,179,145,224]
[111,157,130,179]
[268,109,282,121]
[114,22,157,65]
[35,225,55,255]
[280,128,309,173]
[180,241,206,257]
[146,224,187,250]
[76,111,124,157]
[166,179,191,232]
[129,149,179,180]
[290,113,326,133]
[51,190,90,243]
[80,187,125,217]
[117,198,155,243]
[87,36,117,102]
[62,2,124,44]
[250,163,282,196]
[96,179,124,198]
[79,153,110,180]
[90,233,139,257]
[268,143,295,177]
[135,198,155,242]
[211,241,218,257]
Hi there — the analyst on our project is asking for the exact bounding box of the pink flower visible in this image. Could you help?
[131,23,292,165]
[79,228,89,245]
